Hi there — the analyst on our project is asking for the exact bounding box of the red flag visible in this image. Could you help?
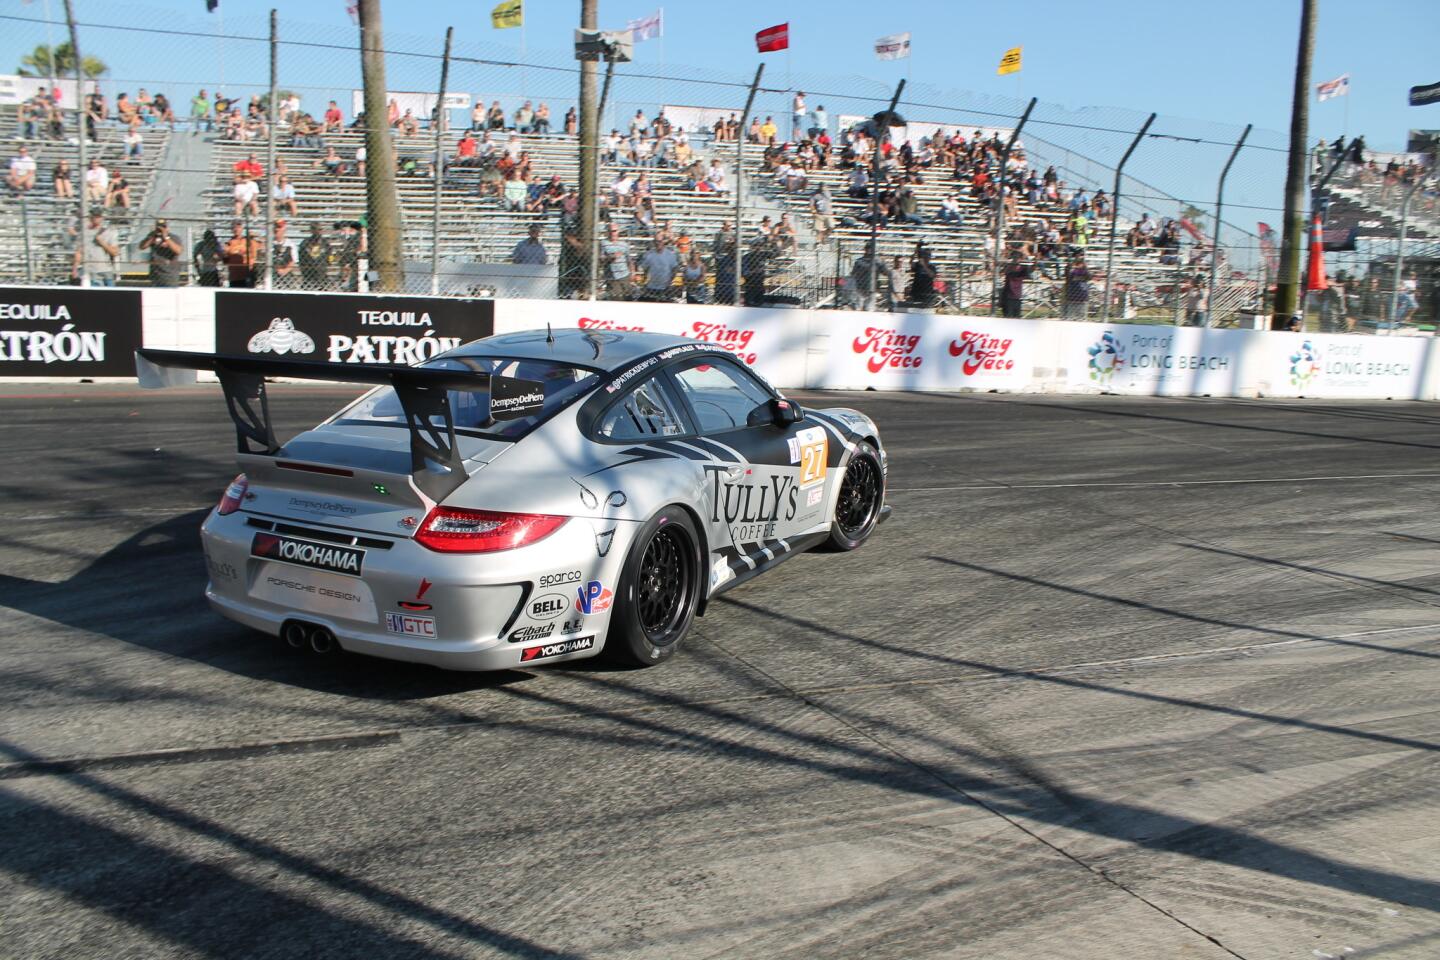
[1257,222,1278,272]
[756,23,789,53]
[1305,212,1328,292]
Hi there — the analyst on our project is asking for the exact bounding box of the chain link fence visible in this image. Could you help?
[1,3,1435,332]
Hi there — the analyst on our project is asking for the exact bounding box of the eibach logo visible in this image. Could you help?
[689,322,758,365]
[852,327,922,374]
[948,331,1015,376]
[579,317,646,332]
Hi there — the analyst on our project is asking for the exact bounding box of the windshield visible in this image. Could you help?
[332,356,599,439]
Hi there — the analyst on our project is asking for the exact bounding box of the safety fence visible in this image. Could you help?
[3,283,1436,403]
[0,4,1434,332]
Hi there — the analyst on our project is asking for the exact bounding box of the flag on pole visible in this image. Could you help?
[629,10,663,42]
[874,32,911,61]
[997,46,1022,76]
[1316,74,1349,101]
[756,23,789,53]
[1305,211,1329,291]
[491,0,523,29]
[1408,81,1440,106]
[1257,222,1278,273]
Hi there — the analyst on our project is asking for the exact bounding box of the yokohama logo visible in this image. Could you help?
[520,635,596,662]
[852,327,922,374]
[948,331,1015,376]
[251,533,364,575]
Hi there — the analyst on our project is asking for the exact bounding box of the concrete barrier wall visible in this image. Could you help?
[5,284,1436,401]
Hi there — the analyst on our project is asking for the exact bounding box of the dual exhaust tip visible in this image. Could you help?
[281,621,337,655]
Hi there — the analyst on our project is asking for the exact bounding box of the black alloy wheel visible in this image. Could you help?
[821,441,884,552]
[637,525,691,643]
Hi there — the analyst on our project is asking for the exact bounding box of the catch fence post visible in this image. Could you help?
[588,56,617,301]
[1206,123,1251,327]
[988,97,1036,317]
[734,64,765,307]
[430,26,453,296]
[64,0,87,286]
[1101,112,1156,322]
[262,9,278,290]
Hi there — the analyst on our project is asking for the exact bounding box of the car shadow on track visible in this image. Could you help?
[0,509,533,702]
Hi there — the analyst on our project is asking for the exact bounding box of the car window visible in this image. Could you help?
[597,376,686,440]
[671,358,772,433]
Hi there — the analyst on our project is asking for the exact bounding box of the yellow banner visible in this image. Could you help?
[997,46,1022,76]
[491,0,523,29]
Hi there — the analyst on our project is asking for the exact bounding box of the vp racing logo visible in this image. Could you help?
[1086,331,1125,384]
[1289,340,1321,388]
[248,317,315,355]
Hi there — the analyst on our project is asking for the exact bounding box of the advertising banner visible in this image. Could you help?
[824,313,1034,391]
[0,286,142,377]
[495,298,809,387]
[1058,323,1256,397]
[1270,333,1428,399]
[215,291,494,366]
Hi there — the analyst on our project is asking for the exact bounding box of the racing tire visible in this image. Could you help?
[605,506,702,668]
[820,441,885,552]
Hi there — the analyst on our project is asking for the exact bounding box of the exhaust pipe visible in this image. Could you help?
[308,627,336,655]
[281,621,309,649]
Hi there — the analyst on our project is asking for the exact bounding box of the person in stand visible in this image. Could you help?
[1062,256,1091,320]
[639,236,680,302]
[682,248,708,304]
[335,221,362,292]
[74,209,120,286]
[139,218,184,287]
[272,219,300,289]
[1001,256,1032,318]
[1185,280,1208,327]
[845,244,898,311]
[223,220,261,288]
[558,216,586,299]
[511,223,548,265]
[298,222,331,290]
[601,222,633,300]
[52,158,73,199]
[192,228,224,287]
[908,244,937,307]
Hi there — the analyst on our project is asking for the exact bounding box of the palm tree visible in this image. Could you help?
[17,42,108,80]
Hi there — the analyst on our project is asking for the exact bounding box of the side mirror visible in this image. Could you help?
[771,397,803,426]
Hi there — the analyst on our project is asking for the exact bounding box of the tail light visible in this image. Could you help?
[413,506,566,553]
[217,474,248,516]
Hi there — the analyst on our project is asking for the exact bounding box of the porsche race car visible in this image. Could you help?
[136,329,888,671]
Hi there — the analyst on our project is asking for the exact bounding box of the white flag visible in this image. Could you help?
[874,32,911,61]
[1317,74,1350,102]
[629,9,663,42]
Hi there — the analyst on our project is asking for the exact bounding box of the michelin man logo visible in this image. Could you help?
[1087,331,1126,384]
[247,317,315,355]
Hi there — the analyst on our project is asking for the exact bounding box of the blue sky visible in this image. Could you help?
[5,0,1437,225]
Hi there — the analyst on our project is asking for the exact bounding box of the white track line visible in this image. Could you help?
[892,473,1440,492]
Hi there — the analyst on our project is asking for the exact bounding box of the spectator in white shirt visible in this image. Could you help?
[272,175,298,216]
[792,92,806,140]
[83,158,109,203]
[233,175,260,217]
[7,146,37,193]
[705,159,727,192]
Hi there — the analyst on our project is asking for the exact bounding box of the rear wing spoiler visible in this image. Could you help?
[135,349,539,501]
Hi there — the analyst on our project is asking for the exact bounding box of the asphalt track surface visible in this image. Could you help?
[2,384,1439,960]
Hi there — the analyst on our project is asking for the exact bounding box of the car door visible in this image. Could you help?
[665,356,827,572]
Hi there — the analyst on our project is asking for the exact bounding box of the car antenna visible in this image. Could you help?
[546,322,554,345]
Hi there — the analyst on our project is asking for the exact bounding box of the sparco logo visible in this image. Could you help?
[689,322,758,365]
[852,327,922,373]
[520,635,596,662]
[0,324,106,363]
[948,331,1014,376]
[528,593,569,621]
[251,533,364,575]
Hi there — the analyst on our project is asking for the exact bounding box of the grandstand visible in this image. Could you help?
[2,100,1265,320]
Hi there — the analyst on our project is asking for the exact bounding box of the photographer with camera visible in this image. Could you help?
[139,218,184,287]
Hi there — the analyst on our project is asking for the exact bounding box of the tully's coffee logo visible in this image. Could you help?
[852,327,922,374]
[527,593,569,621]
[251,532,363,575]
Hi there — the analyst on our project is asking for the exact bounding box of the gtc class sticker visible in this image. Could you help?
[384,612,436,638]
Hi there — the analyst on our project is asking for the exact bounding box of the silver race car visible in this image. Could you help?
[136,329,889,671]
